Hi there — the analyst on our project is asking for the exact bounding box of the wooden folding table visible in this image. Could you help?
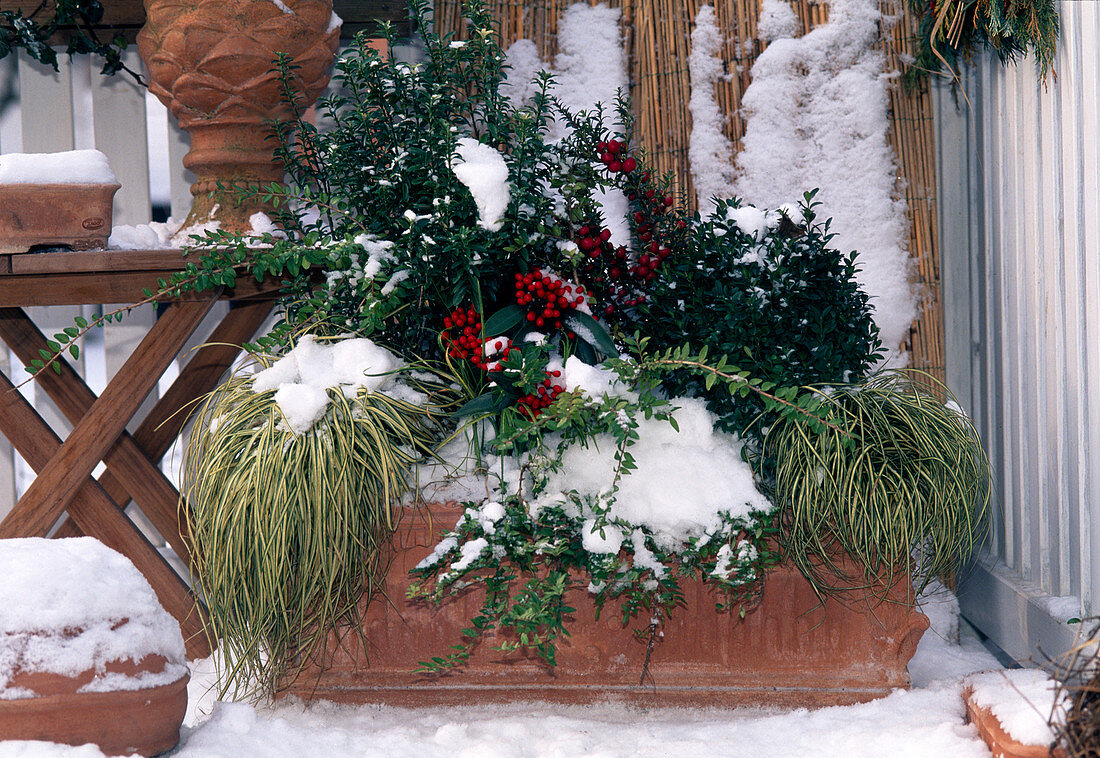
[0,248,282,658]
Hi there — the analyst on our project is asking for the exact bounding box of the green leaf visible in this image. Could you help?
[482,304,524,337]
[74,316,88,328]
[455,392,509,418]
[563,312,618,358]
[69,344,80,360]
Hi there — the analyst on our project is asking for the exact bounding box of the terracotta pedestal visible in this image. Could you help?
[0,653,189,756]
[0,182,120,254]
[287,503,929,708]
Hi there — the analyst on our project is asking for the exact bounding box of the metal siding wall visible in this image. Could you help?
[938,0,1100,658]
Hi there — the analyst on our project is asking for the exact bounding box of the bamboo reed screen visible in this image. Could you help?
[433,0,945,381]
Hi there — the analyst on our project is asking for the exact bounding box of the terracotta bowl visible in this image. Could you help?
[0,651,189,756]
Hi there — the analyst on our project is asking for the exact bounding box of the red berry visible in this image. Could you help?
[621,157,636,173]
[599,229,611,242]
[608,139,622,153]
[664,195,674,206]
[602,152,615,165]
[609,161,622,173]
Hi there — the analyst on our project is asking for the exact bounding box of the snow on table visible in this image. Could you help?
[0,537,187,700]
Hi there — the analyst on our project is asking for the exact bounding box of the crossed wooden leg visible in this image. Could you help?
[0,299,274,658]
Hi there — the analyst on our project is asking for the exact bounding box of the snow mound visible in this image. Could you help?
[0,537,186,699]
[541,397,774,549]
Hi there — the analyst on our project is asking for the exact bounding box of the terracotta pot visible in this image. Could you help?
[964,685,1064,758]
[0,182,121,254]
[137,0,340,233]
[286,503,929,708]
[0,651,189,756]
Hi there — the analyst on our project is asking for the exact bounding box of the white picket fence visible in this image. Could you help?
[0,50,227,525]
[936,1,1100,660]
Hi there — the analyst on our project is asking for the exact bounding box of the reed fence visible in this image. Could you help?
[434,0,944,379]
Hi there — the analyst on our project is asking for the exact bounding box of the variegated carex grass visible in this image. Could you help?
[182,362,450,698]
[765,370,990,602]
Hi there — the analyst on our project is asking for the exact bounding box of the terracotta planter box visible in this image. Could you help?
[0,182,120,254]
[0,651,189,756]
[288,503,929,708]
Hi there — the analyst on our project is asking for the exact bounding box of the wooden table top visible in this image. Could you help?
[0,248,285,306]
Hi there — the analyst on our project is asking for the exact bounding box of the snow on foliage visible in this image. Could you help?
[504,3,632,244]
[732,0,916,360]
[539,397,774,550]
[251,335,408,433]
[451,137,512,232]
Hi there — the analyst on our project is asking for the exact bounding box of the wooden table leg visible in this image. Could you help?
[52,299,275,540]
[0,299,216,539]
[0,308,197,570]
[0,371,210,658]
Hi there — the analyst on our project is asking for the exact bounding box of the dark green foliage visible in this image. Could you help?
[262,1,563,361]
[0,0,141,82]
[640,193,883,436]
[905,0,1059,86]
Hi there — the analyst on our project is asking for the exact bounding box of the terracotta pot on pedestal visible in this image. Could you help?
[137,0,340,233]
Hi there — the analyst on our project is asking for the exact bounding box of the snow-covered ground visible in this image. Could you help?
[1,584,1051,758]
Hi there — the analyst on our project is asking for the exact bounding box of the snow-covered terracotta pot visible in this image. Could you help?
[137,0,340,233]
[0,538,190,756]
[0,150,120,254]
[287,502,929,708]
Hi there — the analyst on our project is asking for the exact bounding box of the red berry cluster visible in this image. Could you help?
[514,269,587,331]
[598,139,636,175]
[588,137,686,320]
[441,305,484,365]
[516,370,565,419]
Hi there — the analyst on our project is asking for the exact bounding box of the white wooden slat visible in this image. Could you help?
[1069,0,1095,607]
[1084,2,1100,615]
[16,52,75,152]
[91,51,152,227]
[977,59,1006,558]
[167,117,194,220]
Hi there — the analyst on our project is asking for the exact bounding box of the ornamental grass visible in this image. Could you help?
[182,369,446,698]
[765,370,990,601]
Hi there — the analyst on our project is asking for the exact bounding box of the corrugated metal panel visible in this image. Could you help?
[937,0,1100,659]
